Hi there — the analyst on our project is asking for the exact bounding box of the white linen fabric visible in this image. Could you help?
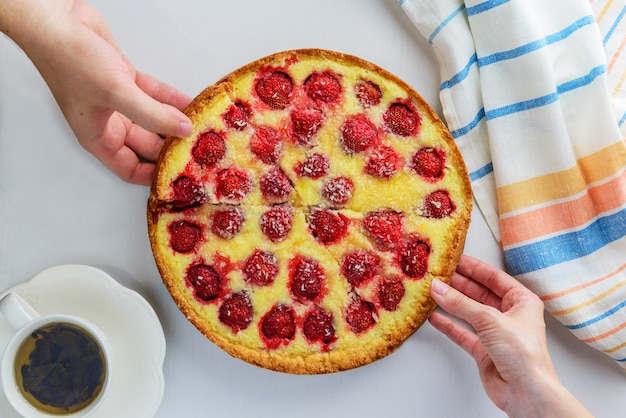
[399,0,626,368]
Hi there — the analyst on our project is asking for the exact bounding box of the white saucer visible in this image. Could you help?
[0,265,166,418]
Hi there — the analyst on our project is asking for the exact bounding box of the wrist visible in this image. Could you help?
[505,370,593,418]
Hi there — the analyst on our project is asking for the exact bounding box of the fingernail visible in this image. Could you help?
[431,279,449,296]
[176,121,193,137]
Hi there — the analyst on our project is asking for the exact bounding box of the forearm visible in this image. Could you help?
[0,0,71,53]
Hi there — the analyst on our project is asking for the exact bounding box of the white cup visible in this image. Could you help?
[0,292,111,417]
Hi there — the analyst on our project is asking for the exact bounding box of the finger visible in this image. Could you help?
[110,81,192,139]
[116,159,156,186]
[135,71,192,111]
[99,146,156,186]
[430,278,500,331]
[456,255,524,299]
[82,134,155,186]
[124,124,165,163]
[450,271,503,310]
[428,311,481,356]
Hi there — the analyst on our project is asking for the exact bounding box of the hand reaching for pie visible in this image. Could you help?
[0,0,192,185]
[429,255,593,418]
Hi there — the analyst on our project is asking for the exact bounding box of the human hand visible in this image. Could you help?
[429,255,593,418]
[1,0,192,185]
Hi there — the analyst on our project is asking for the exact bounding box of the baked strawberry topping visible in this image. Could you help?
[250,127,283,164]
[364,146,404,179]
[362,210,404,249]
[289,256,325,302]
[243,249,279,286]
[215,167,252,202]
[377,277,405,311]
[210,207,245,239]
[290,108,325,146]
[171,176,205,210]
[355,79,382,108]
[219,291,253,332]
[322,176,354,206]
[255,70,293,109]
[410,147,446,181]
[193,130,227,167]
[340,114,378,154]
[260,205,294,242]
[303,306,337,348]
[169,220,202,253]
[397,237,430,279]
[186,263,222,302]
[422,190,456,218]
[384,101,421,137]
[341,250,381,287]
[345,296,377,334]
[223,101,252,131]
[304,71,342,105]
[307,208,349,244]
[260,167,292,203]
[260,304,296,348]
[293,153,330,178]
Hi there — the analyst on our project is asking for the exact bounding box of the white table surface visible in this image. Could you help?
[1,1,625,417]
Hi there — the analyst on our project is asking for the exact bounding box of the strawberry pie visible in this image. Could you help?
[147,49,472,374]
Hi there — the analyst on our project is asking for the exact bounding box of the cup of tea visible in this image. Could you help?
[0,292,111,417]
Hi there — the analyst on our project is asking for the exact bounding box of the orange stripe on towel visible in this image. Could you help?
[581,321,626,343]
[501,170,626,246]
[608,34,626,72]
[541,262,626,301]
[550,279,626,315]
[497,141,626,215]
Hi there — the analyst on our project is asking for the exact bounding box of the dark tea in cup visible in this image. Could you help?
[13,321,107,414]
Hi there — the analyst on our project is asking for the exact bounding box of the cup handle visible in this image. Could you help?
[0,292,40,330]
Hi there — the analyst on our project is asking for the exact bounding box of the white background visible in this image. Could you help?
[1,0,626,416]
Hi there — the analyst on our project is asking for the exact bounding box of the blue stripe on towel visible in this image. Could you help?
[485,65,606,120]
[469,162,494,182]
[440,53,478,90]
[477,15,595,67]
[565,299,626,330]
[466,0,510,16]
[429,4,466,44]
[449,107,485,138]
[603,5,626,45]
[440,15,595,90]
[556,65,607,94]
[486,92,559,120]
[450,65,605,139]
[505,207,626,275]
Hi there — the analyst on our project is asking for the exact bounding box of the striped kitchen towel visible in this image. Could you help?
[399,0,626,368]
